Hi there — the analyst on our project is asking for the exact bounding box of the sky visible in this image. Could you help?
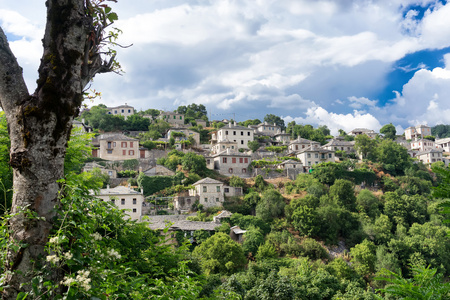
[1,0,450,135]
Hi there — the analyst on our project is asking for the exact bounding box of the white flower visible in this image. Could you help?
[46,255,60,264]
[90,232,102,241]
[61,276,76,286]
[49,235,65,244]
[63,252,73,260]
[107,248,121,260]
[75,270,91,291]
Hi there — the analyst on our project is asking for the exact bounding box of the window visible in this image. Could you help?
[223,157,227,163]
[121,109,124,113]
[132,208,137,213]
[203,186,207,192]
[216,198,219,202]
[121,199,125,205]
[216,186,220,192]
[328,153,332,158]
[121,142,127,148]
[122,150,126,155]
[133,198,137,205]
[107,142,112,148]
[225,131,228,135]
[114,110,117,114]
[107,149,113,154]
[173,115,176,119]
[113,142,116,147]
[241,140,244,145]
[128,109,131,113]
[232,157,236,163]
[315,153,319,158]
[242,168,247,173]
[229,168,233,173]
[232,146,235,149]
[241,131,244,135]
[130,142,133,147]
[295,145,298,150]
[111,199,115,204]
[108,171,113,176]
[180,116,182,119]
[307,153,311,158]
[247,132,250,136]
[207,159,210,164]
[224,188,229,193]
[239,158,243,163]
[233,131,236,135]
[204,198,208,203]
[244,158,248,163]
[129,150,134,156]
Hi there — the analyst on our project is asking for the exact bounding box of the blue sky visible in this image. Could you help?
[1,0,450,135]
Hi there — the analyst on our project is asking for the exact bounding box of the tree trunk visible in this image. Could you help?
[0,1,113,298]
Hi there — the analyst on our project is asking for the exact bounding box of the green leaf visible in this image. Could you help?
[107,12,118,22]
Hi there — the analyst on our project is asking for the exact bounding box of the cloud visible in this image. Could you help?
[372,53,450,127]
[284,106,382,136]
[348,96,378,109]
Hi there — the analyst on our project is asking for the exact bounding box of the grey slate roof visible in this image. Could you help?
[193,177,224,185]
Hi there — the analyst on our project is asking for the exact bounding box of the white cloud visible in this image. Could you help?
[348,96,378,109]
[284,107,382,136]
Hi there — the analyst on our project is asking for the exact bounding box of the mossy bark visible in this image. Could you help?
[0,1,112,298]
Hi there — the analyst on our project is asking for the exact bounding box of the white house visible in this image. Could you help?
[93,185,145,221]
[211,149,252,177]
[410,138,439,152]
[414,148,445,165]
[211,140,238,155]
[404,125,431,140]
[296,145,335,169]
[93,133,139,161]
[211,122,254,149]
[254,122,281,136]
[435,137,450,152]
[189,177,225,208]
[107,104,135,120]
[288,137,320,153]
[277,159,303,170]
[322,138,356,154]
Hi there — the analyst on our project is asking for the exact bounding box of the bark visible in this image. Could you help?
[0,1,114,298]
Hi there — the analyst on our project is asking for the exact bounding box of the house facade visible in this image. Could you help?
[435,137,450,152]
[189,177,225,208]
[410,138,439,152]
[415,148,445,165]
[211,140,238,155]
[322,138,356,153]
[404,125,431,140]
[296,145,335,168]
[82,162,117,178]
[211,149,251,176]
[167,128,200,145]
[158,111,185,125]
[288,137,320,153]
[142,165,175,177]
[93,185,145,221]
[211,122,254,149]
[348,128,377,138]
[107,104,135,120]
[95,134,139,161]
[255,122,281,136]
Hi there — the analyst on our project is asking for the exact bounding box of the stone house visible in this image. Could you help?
[277,159,303,170]
[211,140,238,155]
[410,138,439,152]
[158,111,185,125]
[142,165,175,177]
[210,149,252,177]
[322,138,356,154]
[93,133,139,161]
[404,125,431,140]
[189,177,225,208]
[167,128,200,145]
[348,128,377,138]
[296,145,335,169]
[273,131,291,145]
[107,104,135,120]
[92,185,145,221]
[82,162,117,178]
[414,148,445,165]
[436,137,450,152]
[288,137,320,153]
[211,122,254,149]
[254,122,281,136]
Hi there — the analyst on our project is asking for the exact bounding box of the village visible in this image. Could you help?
[74,103,450,243]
